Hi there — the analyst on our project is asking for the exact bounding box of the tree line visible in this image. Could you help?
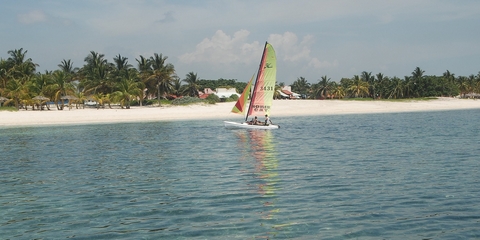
[2,48,480,111]
[0,48,245,110]
[291,68,480,100]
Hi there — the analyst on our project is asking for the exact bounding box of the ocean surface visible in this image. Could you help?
[1,109,479,239]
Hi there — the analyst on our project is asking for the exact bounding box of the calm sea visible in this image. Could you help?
[1,109,479,239]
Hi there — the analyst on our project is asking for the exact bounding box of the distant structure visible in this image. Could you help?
[199,88,215,99]
[278,86,301,99]
[214,88,240,99]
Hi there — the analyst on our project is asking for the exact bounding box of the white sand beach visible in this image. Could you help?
[1,98,479,127]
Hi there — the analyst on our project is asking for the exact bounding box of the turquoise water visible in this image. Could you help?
[1,109,480,239]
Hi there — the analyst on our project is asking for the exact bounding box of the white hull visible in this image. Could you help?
[224,121,279,130]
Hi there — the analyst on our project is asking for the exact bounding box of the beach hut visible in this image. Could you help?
[0,96,8,107]
[61,95,78,110]
[32,96,50,110]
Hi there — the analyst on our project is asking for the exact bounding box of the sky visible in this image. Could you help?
[1,0,479,85]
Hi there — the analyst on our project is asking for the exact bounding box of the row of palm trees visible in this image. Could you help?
[0,48,203,109]
[291,67,480,99]
[2,48,480,110]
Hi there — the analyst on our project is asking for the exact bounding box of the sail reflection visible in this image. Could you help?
[248,130,279,201]
[234,130,283,236]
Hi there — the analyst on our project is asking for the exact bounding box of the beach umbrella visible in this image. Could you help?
[61,95,78,109]
[32,96,49,101]
[32,96,50,110]
[60,95,78,100]
[0,96,8,107]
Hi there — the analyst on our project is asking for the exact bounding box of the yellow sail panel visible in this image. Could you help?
[247,42,276,117]
[231,74,254,114]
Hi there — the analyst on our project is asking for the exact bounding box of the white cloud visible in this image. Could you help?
[309,59,339,69]
[269,32,308,62]
[17,10,47,24]
[5,0,480,83]
[179,30,340,80]
[179,29,261,65]
[269,32,336,69]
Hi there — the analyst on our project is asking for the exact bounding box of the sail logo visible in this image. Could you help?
[265,63,273,68]
[253,105,271,112]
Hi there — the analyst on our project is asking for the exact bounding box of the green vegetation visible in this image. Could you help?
[0,49,241,109]
[227,94,239,102]
[1,48,479,111]
[0,106,17,111]
[292,69,479,100]
[205,94,220,104]
[171,96,204,105]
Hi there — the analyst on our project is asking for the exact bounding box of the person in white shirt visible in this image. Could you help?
[264,114,273,126]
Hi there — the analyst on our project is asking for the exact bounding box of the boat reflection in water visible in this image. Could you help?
[235,130,289,238]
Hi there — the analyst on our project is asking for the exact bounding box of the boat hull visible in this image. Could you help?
[224,121,279,129]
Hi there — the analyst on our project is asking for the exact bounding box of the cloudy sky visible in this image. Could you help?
[1,0,479,85]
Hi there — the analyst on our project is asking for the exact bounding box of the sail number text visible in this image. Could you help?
[259,85,274,91]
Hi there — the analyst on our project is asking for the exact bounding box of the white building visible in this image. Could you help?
[214,88,240,99]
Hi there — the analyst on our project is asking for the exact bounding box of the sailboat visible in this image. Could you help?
[224,42,280,129]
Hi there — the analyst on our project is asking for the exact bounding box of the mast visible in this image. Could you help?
[245,41,268,122]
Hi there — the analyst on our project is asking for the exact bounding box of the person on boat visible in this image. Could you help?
[247,116,259,125]
[252,116,259,125]
[264,114,273,126]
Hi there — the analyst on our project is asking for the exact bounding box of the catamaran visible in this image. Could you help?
[224,42,280,130]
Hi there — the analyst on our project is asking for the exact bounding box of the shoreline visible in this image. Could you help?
[1,98,479,127]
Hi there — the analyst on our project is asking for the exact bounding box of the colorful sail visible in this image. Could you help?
[247,42,277,118]
[231,74,254,114]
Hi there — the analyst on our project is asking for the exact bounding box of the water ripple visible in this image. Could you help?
[1,110,480,239]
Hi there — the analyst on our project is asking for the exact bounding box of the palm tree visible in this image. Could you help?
[171,77,183,98]
[291,77,310,98]
[136,55,151,73]
[347,75,369,98]
[81,62,113,95]
[412,67,425,79]
[467,74,476,97]
[475,72,480,95]
[0,59,9,90]
[408,67,425,98]
[58,59,78,75]
[113,54,132,73]
[135,55,152,101]
[30,71,52,100]
[274,84,282,99]
[443,70,455,83]
[74,92,87,109]
[442,70,455,97]
[4,77,29,109]
[92,93,108,109]
[456,76,468,98]
[83,51,107,70]
[361,71,375,99]
[403,76,416,98]
[7,48,38,76]
[113,77,144,109]
[47,70,76,110]
[7,48,28,66]
[80,51,115,95]
[387,76,404,99]
[313,75,331,99]
[182,72,200,97]
[375,73,386,99]
[146,53,175,106]
[330,83,346,99]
